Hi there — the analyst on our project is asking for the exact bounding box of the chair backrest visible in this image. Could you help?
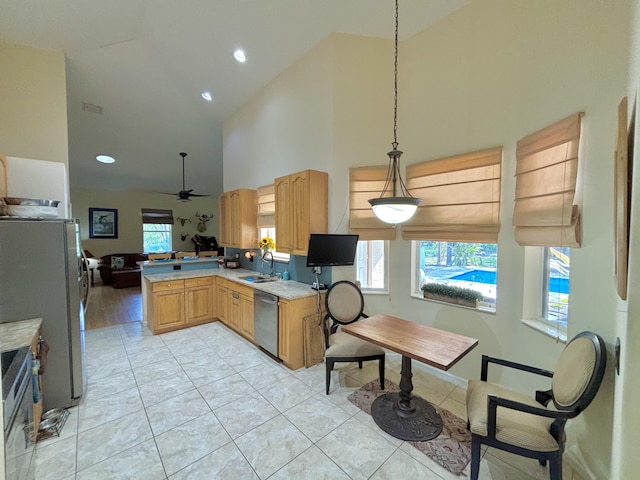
[323,280,367,349]
[175,251,196,259]
[551,331,607,412]
[148,253,171,261]
[198,250,219,257]
[325,281,366,325]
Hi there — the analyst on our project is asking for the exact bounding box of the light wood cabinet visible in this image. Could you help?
[185,277,215,324]
[216,278,229,325]
[240,292,254,340]
[226,281,254,341]
[278,293,324,370]
[275,169,328,255]
[219,188,257,249]
[149,277,215,334]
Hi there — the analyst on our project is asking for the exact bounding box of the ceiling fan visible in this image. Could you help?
[166,152,210,202]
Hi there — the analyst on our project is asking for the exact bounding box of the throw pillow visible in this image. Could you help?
[111,256,125,269]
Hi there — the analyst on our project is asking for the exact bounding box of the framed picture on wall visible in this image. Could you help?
[89,208,118,238]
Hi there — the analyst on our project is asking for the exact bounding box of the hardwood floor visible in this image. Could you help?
[85,282,142,330]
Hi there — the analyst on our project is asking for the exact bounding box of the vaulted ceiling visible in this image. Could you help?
[0,0,468,196]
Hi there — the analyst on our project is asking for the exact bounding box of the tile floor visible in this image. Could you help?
[32,321,561,479]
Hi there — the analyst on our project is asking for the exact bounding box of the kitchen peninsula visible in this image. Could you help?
[142,265,324,370]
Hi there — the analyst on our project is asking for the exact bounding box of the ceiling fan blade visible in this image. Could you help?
[186,193,210,197]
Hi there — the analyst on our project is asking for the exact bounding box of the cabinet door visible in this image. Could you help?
[219,192,230,246]
[278,298,292,366]
[186,285,213,324]
[153,289,185,331]
[240,294,254,340]
[274,175,292,253]
[216,283,229,325]
[229,190,241,247]
[229,290,242,332]
[289,170,309,255]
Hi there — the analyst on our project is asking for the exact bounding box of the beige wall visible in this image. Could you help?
[0,41,68,165]
[71,188,219,258]
[223,1,633,477]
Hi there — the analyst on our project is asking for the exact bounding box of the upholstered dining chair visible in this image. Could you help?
[148,253,171,261]
[466,331,607,480]
[323,280,385,395]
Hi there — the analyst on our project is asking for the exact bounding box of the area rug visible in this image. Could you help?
[347,379,471,476]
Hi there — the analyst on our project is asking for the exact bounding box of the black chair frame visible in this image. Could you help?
[469,331,607,480]
[323,280,385,395]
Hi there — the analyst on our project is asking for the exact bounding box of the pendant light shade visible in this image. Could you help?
[368,0,421,225]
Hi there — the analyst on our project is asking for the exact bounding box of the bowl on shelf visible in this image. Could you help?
[2,197,60,207]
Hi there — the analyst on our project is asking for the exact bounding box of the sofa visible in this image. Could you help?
[98,253,148,288]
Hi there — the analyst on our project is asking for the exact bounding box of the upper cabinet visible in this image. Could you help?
[275,169,328,256]
[219,189,257,249]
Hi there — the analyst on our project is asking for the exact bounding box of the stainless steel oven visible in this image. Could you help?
[2,346,35,480]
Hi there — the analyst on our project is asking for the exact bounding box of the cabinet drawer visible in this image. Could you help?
[152,279,185,292]
[228,280,253,297]
[185,276,213,288]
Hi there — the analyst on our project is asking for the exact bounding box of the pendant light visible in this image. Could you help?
[368,0,422,225]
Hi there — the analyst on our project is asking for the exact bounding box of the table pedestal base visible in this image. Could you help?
[371,392,443,441]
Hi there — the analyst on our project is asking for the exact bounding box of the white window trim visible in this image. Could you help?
[360,240,389,295]
[520,246,568,343]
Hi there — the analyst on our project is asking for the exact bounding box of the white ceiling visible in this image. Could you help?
[0,0,468,197]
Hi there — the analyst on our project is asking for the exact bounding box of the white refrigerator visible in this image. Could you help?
[0,219,86,410]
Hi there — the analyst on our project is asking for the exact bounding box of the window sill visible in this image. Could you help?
[410,293,495,314]
[521,319,567,343]
[362,289,389,295]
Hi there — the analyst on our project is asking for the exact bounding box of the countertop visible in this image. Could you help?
[144,267,322,300]
[138,257,220,267]
[0,317,42,352]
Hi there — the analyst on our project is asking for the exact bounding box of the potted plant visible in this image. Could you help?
[421,282,483,308]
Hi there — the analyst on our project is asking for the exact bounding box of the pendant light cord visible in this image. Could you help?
[393,0,399,148]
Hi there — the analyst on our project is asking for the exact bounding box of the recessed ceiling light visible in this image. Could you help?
[233,49,246,63]
[96,155,115,164]
[201,90,213,102]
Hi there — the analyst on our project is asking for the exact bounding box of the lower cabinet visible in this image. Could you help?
[149,277,215,334]
[227,281,254,341]
[216,278,229,325]
[278,294,323,370]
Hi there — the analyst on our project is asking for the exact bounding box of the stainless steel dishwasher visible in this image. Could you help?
[254,290,279,357]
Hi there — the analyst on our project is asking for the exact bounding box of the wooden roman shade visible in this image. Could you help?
[349,166,397,241]
[141,208,174,224]
[257,184,275,228]
[402,147,503,243]
[513,113,583,247]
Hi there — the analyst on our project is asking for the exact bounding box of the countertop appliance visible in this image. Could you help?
[254,291,278,357]
[2,346,35,480]
[0,219,86,410]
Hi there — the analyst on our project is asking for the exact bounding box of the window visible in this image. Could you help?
[259,227,290,262]
[521,246,569,341]
[356,240,388,293]
[141,208,174,253]
[414,241,497,312]
[543,247,570,329]
[143,223,172,253]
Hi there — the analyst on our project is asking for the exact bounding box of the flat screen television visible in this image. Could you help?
[306,234,359,267]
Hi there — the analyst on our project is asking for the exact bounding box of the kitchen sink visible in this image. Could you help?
[239,275,278,283]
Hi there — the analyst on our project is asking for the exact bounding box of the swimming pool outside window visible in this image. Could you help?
[414,241,497,312]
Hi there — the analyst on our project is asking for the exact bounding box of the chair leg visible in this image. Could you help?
[325,359,334,395]
[549,452,562,480]
[470,435,482,480]
[358,360,363,369]
[379,356,385,390]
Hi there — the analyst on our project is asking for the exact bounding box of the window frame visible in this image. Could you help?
[258,226,290,263]
[356,240,389,294]
[521,246,568,342]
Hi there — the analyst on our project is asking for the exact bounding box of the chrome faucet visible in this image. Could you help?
[262,250,274,276]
